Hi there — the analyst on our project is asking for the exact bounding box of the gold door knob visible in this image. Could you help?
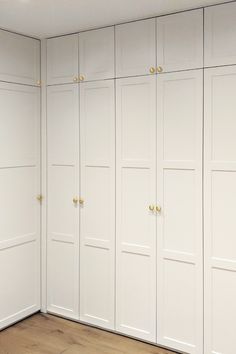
[79,75,85,82]
[156,205,162,213]
[149,205,155,211]
[73,77,78,82]
[73,197,79,204]
[149,67,156,74]
[36,194,43,202]
[157,66,163,73]
[79,198,84,205]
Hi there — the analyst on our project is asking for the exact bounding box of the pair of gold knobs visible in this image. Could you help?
[73,75,85,83]
[149,205,161,213]
[150,66,163,74]
[73,197,84,205]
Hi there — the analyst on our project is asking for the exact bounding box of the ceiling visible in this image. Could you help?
[0,0,231,38]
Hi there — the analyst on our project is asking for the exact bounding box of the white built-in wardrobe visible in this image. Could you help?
[1,2,236,354]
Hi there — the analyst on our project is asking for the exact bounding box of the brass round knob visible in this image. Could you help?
[73,197,78,204]
[149,205,155,211]
[79,198,84,205]
[156,205,162,213]
[149,67,156,74]
[37,194,43,202]
[73,77,78,82]
[79,75,85,82]
[157,66,163,73]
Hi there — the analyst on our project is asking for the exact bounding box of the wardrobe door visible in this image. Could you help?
[80,80,115,329]
[205,2,236,67]
[47,84,79,319]
[115,19,156,78]
[156,9,203,73]
[0,30,40,86]
[47,35,79,85]
[116,75,156,342]
[204,66,236,354]
[157,70,203,354]
[0,83,40,329]
[79,27,114,81]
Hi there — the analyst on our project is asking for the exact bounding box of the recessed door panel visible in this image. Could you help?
[116,75,156,342]
[80,80,115,329]
[79,27,114,81]
[157,70,203,354]
[115,19,156,78]
[0,84,40,168]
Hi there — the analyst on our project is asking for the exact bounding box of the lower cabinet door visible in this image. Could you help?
[156,70,203,354]
[47,84,80,319]
[79,80,115,329]
[0,83,40,329]
[116,76,156,342]
[204,66,236,354]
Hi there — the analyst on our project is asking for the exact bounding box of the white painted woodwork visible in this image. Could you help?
[156,9,203,72]
[47,84,79,319]
[116,75,156,342]
[80,80,115,329]
[79,27,114,81]
[156,70,203,354]
[115,19,156,78]
[204,66,236,354]
[0,83,40,329]
[204,2,236,67]
[47,34,79,85]
[0,30,40,86]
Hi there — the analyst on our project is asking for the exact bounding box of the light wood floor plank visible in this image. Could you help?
[0,314,177,354]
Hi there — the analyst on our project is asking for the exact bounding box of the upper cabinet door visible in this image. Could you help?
[0,30,40,86]
[47,34,79,85]
[79,27,114,81]
[205,2,236,67]
[156,9,203,73]
[115,19,156,77]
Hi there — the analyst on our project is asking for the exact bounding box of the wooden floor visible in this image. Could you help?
[0,314,177,354]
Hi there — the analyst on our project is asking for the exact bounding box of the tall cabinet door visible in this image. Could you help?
[47,84,79,320]
[156,70,203,354]
[80,80,115,329]
[116,75,156,342]
[204,66,236,354]
[0,83,40,329]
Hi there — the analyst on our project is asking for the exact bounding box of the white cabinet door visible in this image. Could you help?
[156,9,203,72]
[79,27,114,81]
[0,83,40,329]
[47,84,79,319]
[205,2,236,67]
[0,30,40,86]
[156,70,203,354]
[116,76,156,342]
[204,66,236,354]
[115,19,156,78]
[80,80,115,329]
[47,35,79,85]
